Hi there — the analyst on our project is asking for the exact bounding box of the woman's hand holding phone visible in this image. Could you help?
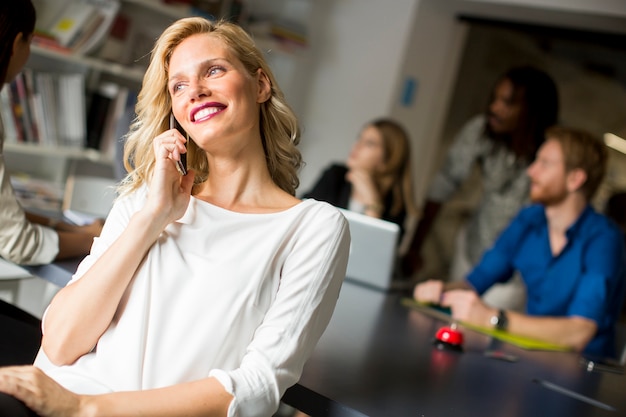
[145,115,194,227]
[170,113,187,176]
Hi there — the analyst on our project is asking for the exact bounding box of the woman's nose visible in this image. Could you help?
[188,79,209,99]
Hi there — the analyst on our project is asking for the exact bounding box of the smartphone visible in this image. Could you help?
[169,113,187,175]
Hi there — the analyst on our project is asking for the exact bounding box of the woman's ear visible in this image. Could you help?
[256,69,272,103]
[12,32,24,56]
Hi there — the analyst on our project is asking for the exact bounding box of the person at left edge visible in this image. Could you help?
[0,17,350,417]
[0,0,103,265]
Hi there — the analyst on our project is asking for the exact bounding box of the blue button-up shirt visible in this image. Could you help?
[468,204,626,357]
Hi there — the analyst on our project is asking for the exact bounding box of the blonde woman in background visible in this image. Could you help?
[303,118,417,239]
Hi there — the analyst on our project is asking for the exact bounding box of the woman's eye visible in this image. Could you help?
[170,83,184,94]
[208,66,225,76]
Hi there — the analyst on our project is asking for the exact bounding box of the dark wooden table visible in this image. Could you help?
[283,280,625,417]
[8,262,625,417]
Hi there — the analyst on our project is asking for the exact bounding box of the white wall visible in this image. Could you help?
[295,0,469,203]
[389,0,468,202]
[296,0,418,194]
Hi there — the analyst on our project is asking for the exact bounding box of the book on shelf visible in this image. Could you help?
[86,82,134,156]
[7,76,30,143]
[5,70,87,149]
[99,87,131,159]
[95,12,131,63]
[47,1,96,48]
[34,72,60,147]
[5,66,137,156]
[21,69,44,145]
[0,88,19,144]
[86,82,119,151]
[75,0,122,55]
[38,0,121,56]
[70,12,106,53]
[31,32,72,54]
[57,73,87,148]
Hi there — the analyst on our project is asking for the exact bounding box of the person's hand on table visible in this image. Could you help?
[57,218,105,238]
[77,218,104,238]
[413,279,444,304]
[441,289,496,328]
[0,365,83,416]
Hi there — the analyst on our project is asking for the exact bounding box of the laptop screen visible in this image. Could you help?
[339,209,400,291]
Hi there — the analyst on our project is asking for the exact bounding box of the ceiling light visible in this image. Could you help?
[604,133,626,155]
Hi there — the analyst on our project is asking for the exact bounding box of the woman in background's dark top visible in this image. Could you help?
[303,118,416,238]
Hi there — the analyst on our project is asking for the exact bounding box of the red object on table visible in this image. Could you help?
[433,323,464,351]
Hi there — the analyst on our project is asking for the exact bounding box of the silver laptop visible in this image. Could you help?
[339,209,400,291]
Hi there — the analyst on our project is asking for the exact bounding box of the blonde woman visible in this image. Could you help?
[304,118,417,237]
[0,17,350,417]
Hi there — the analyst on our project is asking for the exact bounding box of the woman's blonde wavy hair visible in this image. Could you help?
[118,18,302,196]
[370,119,417,217]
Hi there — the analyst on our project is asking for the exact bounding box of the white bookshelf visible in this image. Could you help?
[5,0,310,185]
[4,142,106,163]
[30,45,145,84]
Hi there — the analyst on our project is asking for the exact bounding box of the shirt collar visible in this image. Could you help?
[531,204,593,238]
[565,204,593,240]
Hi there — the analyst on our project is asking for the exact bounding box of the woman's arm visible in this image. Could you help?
[41,209,169,365]
[26,212,104,260]
[216,205,350,416]
[0,366,232,417]
[42,131,194,365]
[85,376,232,417]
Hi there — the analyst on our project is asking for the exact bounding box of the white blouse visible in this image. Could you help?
[35,186,350,417]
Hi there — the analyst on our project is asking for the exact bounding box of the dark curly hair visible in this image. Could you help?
[485,66,559,162]
[0,0,36,85]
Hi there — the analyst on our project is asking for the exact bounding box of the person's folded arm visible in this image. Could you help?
[0,366,233,417]
[505,312,596,351]
[442,290,597,351]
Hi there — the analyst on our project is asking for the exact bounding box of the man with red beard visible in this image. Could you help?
[413,126,626,358]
